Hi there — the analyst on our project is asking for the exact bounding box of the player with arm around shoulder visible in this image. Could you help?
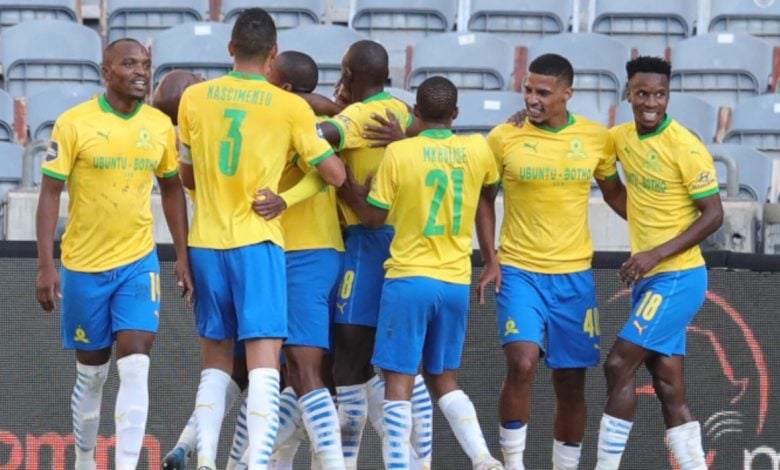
[340,76,504,470]
[594,56,723,470]
[35,38,192,470]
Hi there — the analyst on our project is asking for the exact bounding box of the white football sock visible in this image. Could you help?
[225,399,248,470]
[336,384,368,469]
[246,368,281,469]
[438,389,492,465]
[300,388,345,469]
[365,375,385,437]
[666,421,707,470]
[269,425,305,470]
[180,378,241,462]
[383,400,412,470]
[552,439,581,470]
[595,414,633,470]
[410,375,433,466]
[194,368,232,469]
[273,387,303,451]
[72,361,109,470]
[115,354,150,470]
[500,424,527,470]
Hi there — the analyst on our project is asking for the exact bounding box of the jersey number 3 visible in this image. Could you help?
[424,168,464,236]
[219,108,247,176]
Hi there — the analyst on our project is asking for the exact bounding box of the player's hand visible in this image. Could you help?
[364,109,404,148]
[174,259,195,308]
[337,167,371,207]
[301,92,343,117]
[507,109,528,127]
[619,249,663,285]
[36,264,61,312]
[478,261,502,304]
[253,188,287,220]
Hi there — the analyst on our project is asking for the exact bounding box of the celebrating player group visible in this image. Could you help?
[34,7,723,470]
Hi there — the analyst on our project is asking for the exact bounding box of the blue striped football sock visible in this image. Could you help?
[595,414,633,470]
[383,400,412,470]
[300,388,345,469]
[410,375,433,464]
[337,384,368,469]
[246,368,280,468]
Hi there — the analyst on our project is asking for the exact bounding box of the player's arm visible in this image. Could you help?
[299,93,345,117]
[253,169,326,220]
[597,176,627,220]
[178,144,194,190]
[316,121,342,148]
[620,194,723,284]
[36,175,65,311]
[158,173,194,306]
[363,107,421,148]
[337,168,387,228]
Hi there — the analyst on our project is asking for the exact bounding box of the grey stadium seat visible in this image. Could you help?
[151,22,233,88]
[350,0,457,69]
[0,88,13,142]
[669,32,773,110]
[467,0,572,46]
[453,90,524,134]
[27,84,104,142]
[528,33,630,125]
[223,0,323,28]
[278,25,367,98]
[385,87,415,107]
[590,0,697,56]
[723,94,780,158]
[709,0,780,46]
[0,0,77,33]
[709,143,773,202]
[407,32,515,92]
[0,20,102,97]
[614,93,718,144]
[106,0,209,44]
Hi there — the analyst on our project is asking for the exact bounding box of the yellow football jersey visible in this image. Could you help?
[368,129,500,284]
[322,91,412,226]
[279,151,344,252]
[41,95,179,272]
[488,115,618,274]
[179,72,334,249]
[611,116,719,276]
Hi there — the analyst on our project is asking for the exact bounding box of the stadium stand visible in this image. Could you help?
[0,0,78,34]
[452,90,524,134]
[0,89,14,143]
[466,0,573,46]
[151,22,233,89]
[277,24,367,97]
[26,83,103,143]
[106,0,210,44]
[405,32,516,91]
[669,32,774,110]
[350,0,457,70]
[723,93,780,158]
[708,0,780,46]
[222,0,324,28]
[614,93,718,144]
[709,143,774,202]
[0,141,24,200]
[0,20,102,97]
[385,86,415,106]
[589,0,697,57]
[527,32,630,125]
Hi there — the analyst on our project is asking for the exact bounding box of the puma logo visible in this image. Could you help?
[96,130,110,141]
[633,320,647,336]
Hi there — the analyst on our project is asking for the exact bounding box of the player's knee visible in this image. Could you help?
[652,374,683,405]
[505,353,537,383]
[603,353,629,385]
[553,369,586,396]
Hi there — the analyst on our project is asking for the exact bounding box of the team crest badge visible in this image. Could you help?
[135,128,153,150]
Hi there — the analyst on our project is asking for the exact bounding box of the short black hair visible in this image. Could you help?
[275,51,318,93]
[103,38,146,64]
[528,53,574,87]
[626,56,671,80]
[231,8,277,61]
[416,76,457,122]
[345,40,388,86]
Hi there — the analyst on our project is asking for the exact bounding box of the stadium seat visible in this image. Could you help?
[277,25,367,97]
[528,33,630,125]
[669,32,773,110]
[590,0,697,56]
[26,84,103,143]
[709,0,780,46]
[0,20,102,97]
[151,22,233,88]
[452,90,524,134]
[0,89,13,143]
[222,0,323,28]
[385,86,415,107]
[0,140,24,184]
[723,94,780,158]
[0,0,78,33]
[613,93,718,144]
[106,0,209,44]
[406,32,516,92]
[466,0,573,45]
[350,0,457,69]
[708,143,774,202]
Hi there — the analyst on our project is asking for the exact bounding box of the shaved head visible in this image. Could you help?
[103,38,145,65]
[152,70,204,124]
[344,40,388,86]
[269,51,318,93]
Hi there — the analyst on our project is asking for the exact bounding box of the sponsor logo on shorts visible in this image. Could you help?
[504,319,519,336]
[73,326,90,343]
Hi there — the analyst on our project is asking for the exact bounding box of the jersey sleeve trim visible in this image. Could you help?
[602,172,619,181]
[484,177,501,187]
[690,187,720,200]
[323,119,345,150]
[41,168,68,181]
[308,148,335,166]
[367,195,390,209]
[161,169,179,178]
